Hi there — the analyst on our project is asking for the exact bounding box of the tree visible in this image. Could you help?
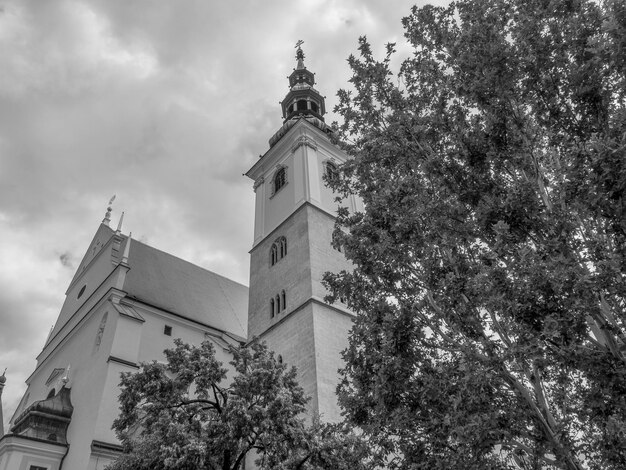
[324,1,626,469]
[107,340,372,470]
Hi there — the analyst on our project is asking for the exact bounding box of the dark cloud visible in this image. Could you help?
[59,252,74,268]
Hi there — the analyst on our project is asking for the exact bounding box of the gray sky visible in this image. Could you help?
[0,0,445,430]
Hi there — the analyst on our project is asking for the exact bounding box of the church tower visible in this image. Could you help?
[246,44,362,422]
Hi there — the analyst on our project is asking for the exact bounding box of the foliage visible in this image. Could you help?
[324,1,626,469]
[108,340,372,470]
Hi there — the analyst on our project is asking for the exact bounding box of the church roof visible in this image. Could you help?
[123,238,248,340]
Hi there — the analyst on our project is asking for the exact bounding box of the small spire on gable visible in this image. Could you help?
[122,232,132,264]
[116,211,125,234]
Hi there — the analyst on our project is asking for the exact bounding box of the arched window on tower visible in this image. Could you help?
[311,101,319,113]
[297,100,307,111]
[276,294,281,313]
[325,161,338,182]
[270,298,275,318]
[281,290,286,310]
[331,231,343,253]
[270,237,288,267]
[274,167,286,194]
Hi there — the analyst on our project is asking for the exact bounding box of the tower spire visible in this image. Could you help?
[280,40,326,123]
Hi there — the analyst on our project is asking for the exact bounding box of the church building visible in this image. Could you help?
[0,45,360,470]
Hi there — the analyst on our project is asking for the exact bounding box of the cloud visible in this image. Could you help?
[0,0,449,431]
[58,252,74,268]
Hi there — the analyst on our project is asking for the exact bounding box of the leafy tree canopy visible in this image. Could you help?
[107,340,373,470]
[325,1,626,469]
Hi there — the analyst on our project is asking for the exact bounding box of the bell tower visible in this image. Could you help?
[246,43,361,422]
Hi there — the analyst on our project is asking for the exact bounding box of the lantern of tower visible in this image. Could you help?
[280,44,326,122]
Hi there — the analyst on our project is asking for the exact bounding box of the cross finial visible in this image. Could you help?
[295,40,305,64]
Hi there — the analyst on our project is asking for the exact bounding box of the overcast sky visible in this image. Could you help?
[0,0,447,430]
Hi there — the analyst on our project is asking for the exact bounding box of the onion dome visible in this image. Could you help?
[11,387,74,443]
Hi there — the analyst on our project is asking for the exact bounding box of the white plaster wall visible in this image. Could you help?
[43,244,125,365]
[264,154,297,236]
[66,304,242,470]
[92,312,141,445]
[250,119,351,245]
[0,436,66,470]
[135,309,233,367]
[13,300,114,470]
[93,306,239,444]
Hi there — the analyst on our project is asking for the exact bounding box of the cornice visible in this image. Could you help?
[249,200,338,252]
[245,118,343,181]
[246,296,354,345]
[120,297,247,344]
[252,175,264,191]
[290,135,318,153]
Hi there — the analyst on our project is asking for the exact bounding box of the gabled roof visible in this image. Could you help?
[123,238,248,340]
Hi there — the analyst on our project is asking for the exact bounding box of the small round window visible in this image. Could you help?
[77,285,86,299]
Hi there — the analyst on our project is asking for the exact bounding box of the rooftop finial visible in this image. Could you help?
[295,40,305,69]
[0,368,6,385]
[103,195,116,226]
[61,364,70,386]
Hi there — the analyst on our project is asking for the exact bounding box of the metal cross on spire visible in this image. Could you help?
[294,40,305,65]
